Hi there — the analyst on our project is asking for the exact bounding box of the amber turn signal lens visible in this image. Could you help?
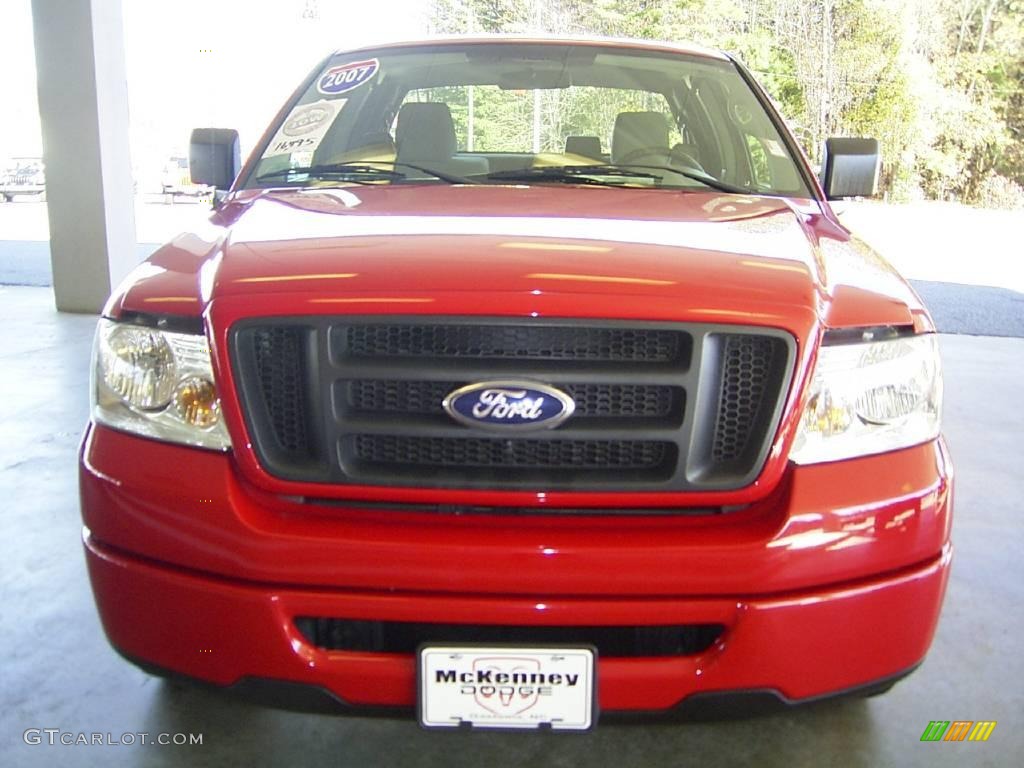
[174,377,220,428]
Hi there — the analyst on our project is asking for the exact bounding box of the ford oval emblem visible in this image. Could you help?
[442,381,576,431]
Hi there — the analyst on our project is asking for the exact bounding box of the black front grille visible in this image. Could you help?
[294,617,725,658]
[346,323,686,363]
[231,318,793,491]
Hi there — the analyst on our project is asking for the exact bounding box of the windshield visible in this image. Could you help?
[245,41,811,197]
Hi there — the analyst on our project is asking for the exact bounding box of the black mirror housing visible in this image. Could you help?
[189,128,241,190]
[821,138,880,200]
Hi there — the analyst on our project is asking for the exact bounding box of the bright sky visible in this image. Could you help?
[1,0,428,179]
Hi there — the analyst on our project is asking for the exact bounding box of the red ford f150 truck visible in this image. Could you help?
[81,37,950,730]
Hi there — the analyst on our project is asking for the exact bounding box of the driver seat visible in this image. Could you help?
[611,112,671,165]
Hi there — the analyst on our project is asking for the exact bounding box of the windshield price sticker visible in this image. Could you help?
[317,58,379,95]
[262,99,344,160]
[419,647,596,731]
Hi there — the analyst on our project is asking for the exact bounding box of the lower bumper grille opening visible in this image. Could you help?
[294,618,724,658]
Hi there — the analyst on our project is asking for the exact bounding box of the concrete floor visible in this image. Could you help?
[1,284,1022,767]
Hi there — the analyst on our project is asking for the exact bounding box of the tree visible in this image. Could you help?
[425,0,1024,206]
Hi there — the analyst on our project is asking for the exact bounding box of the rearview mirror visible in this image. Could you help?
[189,128,240,190]
[498,68,572,90]
[821,138,880,200]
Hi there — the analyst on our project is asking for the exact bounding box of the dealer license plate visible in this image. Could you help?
[418,646,596,730]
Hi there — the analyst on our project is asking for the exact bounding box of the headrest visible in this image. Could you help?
[565,136,602,159]
[611,112,670,164]
[395,103,457,160]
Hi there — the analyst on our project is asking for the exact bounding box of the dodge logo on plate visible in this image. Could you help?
[442,380,575,431]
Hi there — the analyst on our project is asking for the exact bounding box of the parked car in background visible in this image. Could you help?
[160,155,210,201]
[1,157,46,202]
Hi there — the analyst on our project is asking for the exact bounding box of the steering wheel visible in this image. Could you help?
[615,146,706,174]
[615,146,672,167]
[669,146,706,173]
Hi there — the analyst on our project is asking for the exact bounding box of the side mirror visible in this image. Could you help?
[189,128,240,190]
[821,138,880,200]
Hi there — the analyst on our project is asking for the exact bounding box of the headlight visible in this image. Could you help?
[92,319,231,450]
[790,333,941,464]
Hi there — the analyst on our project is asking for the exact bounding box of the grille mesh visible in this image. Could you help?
[345,324,685,363]
[711,335,778,463]
[563,383,674,418]
[353,435,672,470]
[252,327,309,454]
[347,380,676,419]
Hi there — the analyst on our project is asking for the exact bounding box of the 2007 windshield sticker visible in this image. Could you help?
[317,59,379,95]
[262,99,344,159]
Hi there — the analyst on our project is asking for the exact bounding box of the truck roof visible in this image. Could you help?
[334,34,731,62]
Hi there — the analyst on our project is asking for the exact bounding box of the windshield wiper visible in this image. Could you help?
[256,163,404,185]
[485,163,752,195]
[255,161,472,185]
[607,164,754,195]
[483,165,660,187]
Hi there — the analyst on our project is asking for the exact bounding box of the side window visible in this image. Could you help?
[744,135,772,188]
[742,132,803,193]
[725,87,804,193]
[648,97,684,148]
[688,79,732,179]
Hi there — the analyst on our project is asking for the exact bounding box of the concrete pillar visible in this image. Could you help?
[31,0,137,313]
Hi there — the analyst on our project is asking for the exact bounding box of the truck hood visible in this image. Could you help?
[108,185,930,333]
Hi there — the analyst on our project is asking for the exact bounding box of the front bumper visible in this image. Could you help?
[85,531,950,711]
[80,424,953,713]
